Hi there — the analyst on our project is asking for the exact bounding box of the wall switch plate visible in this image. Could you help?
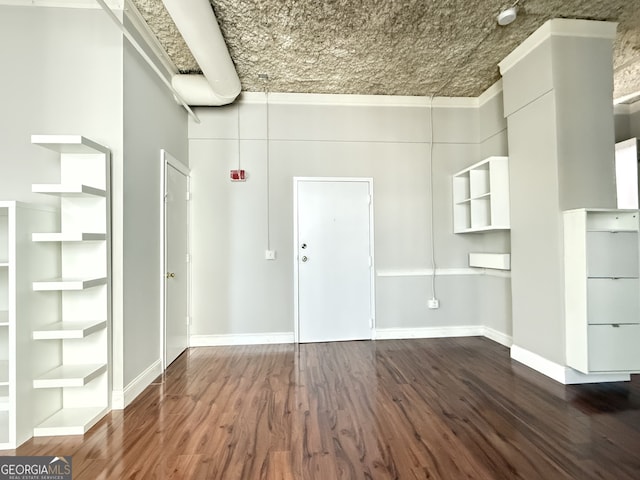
[428,298,440,309]
[265,250,276,260]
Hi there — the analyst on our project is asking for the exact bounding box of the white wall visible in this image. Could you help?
[0,6,123,203]
[121,21,188,387]
[189,89,511,342]
[478,84,512,338]
[631,106,640,138]
[502,24,617,366]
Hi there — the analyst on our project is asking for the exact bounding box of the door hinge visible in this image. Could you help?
[186,316,191,325]
[186,192,192,201]
[370,318,374,328]
[367,194,372,205]
[185,253,191,263]
[368,256,373,267]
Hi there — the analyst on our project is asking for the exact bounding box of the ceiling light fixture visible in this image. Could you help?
[497,1,521,26]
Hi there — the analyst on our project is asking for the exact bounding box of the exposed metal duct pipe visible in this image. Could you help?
[162,0,241,106]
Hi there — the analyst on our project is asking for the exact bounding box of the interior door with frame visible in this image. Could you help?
[295,178,374,343]
[164,152,190,367]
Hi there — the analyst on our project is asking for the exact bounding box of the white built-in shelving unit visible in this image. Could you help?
[31,135,111,436]
[452,156,510,233]
[0,201,58,449]
[564,208,640,374]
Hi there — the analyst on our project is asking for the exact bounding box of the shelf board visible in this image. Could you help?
[33,406,109,437]
[33,277,107,291]
[0,262,8,267]
[32,184,106,197]
[0,311,8,326]
[31,135,109,155]
[33,320,107,340]
[33,364,107,389]
[469,253,511,270]
[0,361,8,385]
[455,225,511,234]
[32,232,106,242]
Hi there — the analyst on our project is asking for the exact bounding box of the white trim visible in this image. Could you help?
[483,269,512,278]
[478,80,503,108]
[0,0,123,6]
[510,345,631,384]
[111,359,162,409]
[374,325,484,340]
[123,0,178,77]
[499,19,617,75]
[190,332,295,347]
[614,93,640,108]
[483,326,512,347]
[238,92,478,109]
[510,344,569,383]
[376,268,483,277]
[160,150,191,371]
[614,104,632,115]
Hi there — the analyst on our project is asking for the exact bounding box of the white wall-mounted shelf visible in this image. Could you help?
[31,135,111,439]
[33,364,107,389]
[32,184,106,197]
[0,202,59,449]
[31,135,109,155]
[469,253,511,270]
[32,233,106,242]
[33,320,106,340]
[33,277,107,291]
[453,156,510,233]
[33,406,109,437]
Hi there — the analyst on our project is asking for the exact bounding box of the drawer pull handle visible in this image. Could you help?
[612,324,620,328]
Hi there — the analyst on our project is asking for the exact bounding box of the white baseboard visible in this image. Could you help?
[190,332,295,347]
[111,359,163,410]
[510,345,631,384]
[374,325,484,340]
[482,326,513,347]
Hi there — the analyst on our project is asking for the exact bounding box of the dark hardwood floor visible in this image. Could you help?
[6,337,640,479]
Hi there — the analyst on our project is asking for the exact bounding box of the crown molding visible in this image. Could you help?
[499,19,617,76]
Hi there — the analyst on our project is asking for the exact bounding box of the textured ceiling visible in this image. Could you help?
[131,0,640,100]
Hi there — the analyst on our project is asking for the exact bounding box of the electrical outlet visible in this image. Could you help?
[428,298,440,309]
[265,250,276,260]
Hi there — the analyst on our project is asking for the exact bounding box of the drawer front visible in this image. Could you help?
[586,231,639,277]
[588,324,640,372]
[587,278,640,324]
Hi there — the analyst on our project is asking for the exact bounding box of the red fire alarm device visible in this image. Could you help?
[230,169,246,182]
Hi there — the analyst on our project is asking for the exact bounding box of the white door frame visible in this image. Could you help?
[293,177,376,343]
[160,149,191,370]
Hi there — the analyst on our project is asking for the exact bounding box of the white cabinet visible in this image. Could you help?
[0,202,58,449]
[564,208,640,374]
[452,156,510,233]
[30,135,111,436]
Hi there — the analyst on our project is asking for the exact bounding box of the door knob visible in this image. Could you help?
[166,272,175,278]
[301,256,308,262]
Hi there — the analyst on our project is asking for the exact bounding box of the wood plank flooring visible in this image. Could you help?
[5,337,640,479]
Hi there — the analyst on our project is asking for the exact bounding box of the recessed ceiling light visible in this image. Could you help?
[497,7,518,26]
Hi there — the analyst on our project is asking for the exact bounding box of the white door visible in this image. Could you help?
[164,158,189,367]
[295,178,374,343]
